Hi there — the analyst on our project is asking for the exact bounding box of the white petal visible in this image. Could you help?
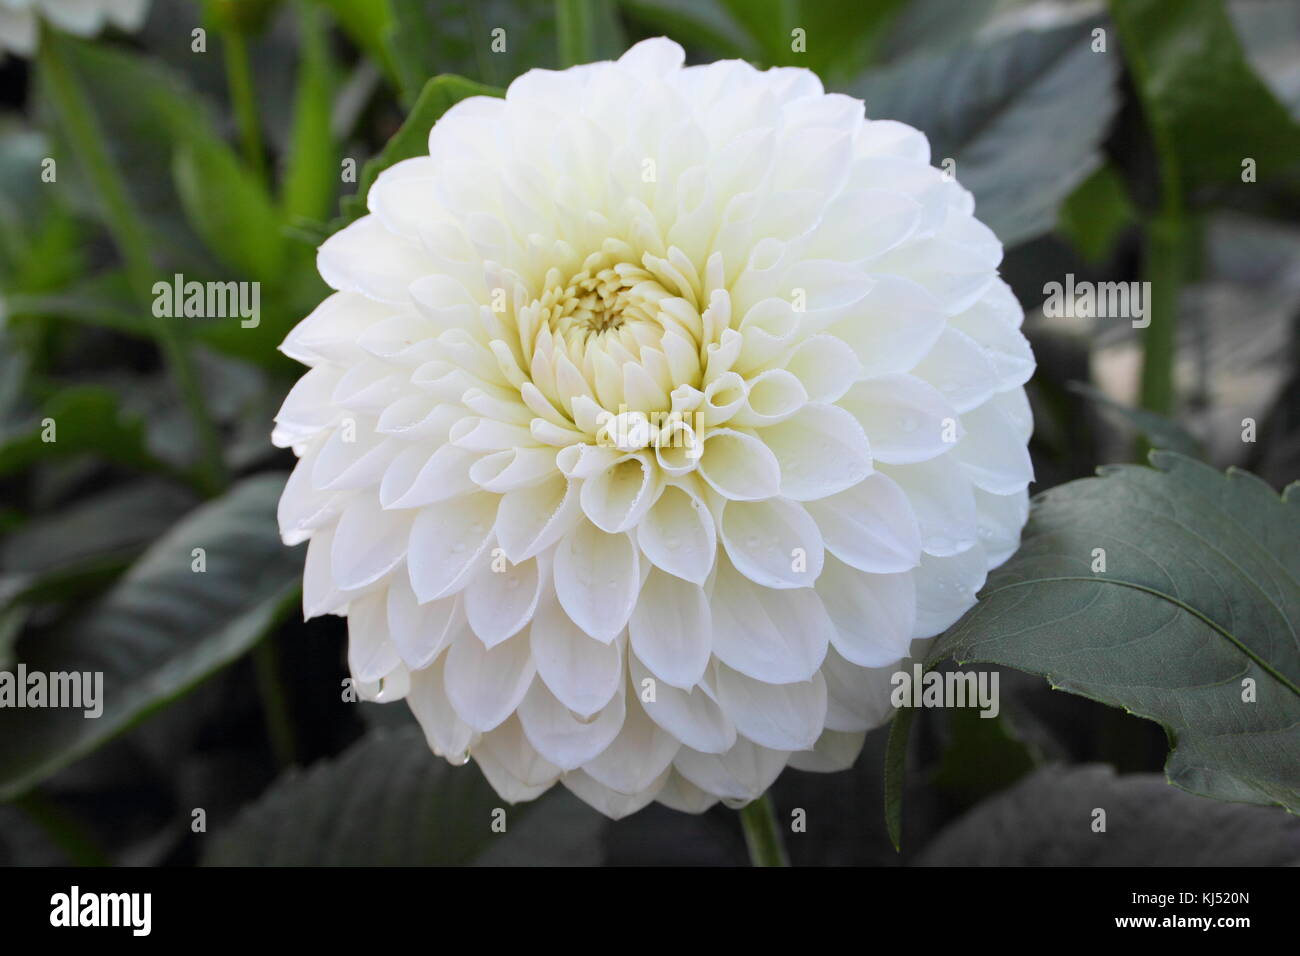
[719,497,823,588]
[495,474,581,563]
[804,472,921,573]
[909,325,998,414]
[878,455,978,557]
[673,738,790,803]
[562,768,667,820]
[635,482,716,584]
[330,496,410,590]
[654,770,719,814]
[347,593,401,682]
[386,573,464,670]
[529,595,623,717]
[827,275,945,377]
[464,555,542,647]
[406,657,474,759]
[552,520,639,642]
[788,729,867,772]
[822,647,899,732]
[757,403,873,501]
[715,663,827,751]
[697,428,781,501]
[951,396,1035,495]
[407,492,500,601]
[628,568,712,689]
[630,653,736,754]
[317,215,430,304]
[710,556,831,683]
[815,556,916,668]
[975,486,1029,569]
[911,546,989,639]
[517,681,626,770]
[443,629,536,732]
[474,716,562,787]
[841,373,960,465]
[579,454,662,533]
[580,689,680,794]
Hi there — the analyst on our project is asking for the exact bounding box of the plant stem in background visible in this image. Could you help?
[1138,209,1183,417]
[556,0,596,67]
[222,29,266,184]
[738,792,790,866]
[38,29,227,495]
[252,639,298,770]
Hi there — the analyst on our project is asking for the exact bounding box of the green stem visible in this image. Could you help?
[222,29,266,183]
[1137,209,1183,419]
[738,792,789,867]
[252,638,298,769]
[38,29,227,494]
[556,0,596,67]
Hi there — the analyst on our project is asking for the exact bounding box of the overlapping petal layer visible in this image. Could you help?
[276,37,1035,817]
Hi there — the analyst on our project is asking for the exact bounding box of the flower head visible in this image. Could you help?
[275,38,1035,817]
[0,0,149,58]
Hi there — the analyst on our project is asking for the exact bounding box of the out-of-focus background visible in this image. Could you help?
[0,0,1297,866]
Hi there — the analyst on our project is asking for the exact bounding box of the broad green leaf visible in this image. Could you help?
[0,479,196,609]
[929,452,1300,814]
[0,386,162,478]
[204,727,606,865]
[336,74,503,227]
[1068,382,1202,459]
[1109,0,1300,200]
[0,474,301,800]
[918,765,1300,866]
[851,19,1119,248]
[173,142,285,283]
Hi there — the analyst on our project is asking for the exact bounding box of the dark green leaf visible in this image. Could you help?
[1109,0,1300,200]
[851,19,1119,247]
[0,386,161,478]
[918,765,1300,865]
[204,727,606,865]
[173,142,284,283]
[0,474,301,800]
[930,452,1300,813]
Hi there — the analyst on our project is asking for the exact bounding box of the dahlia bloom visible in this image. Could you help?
[274,38,1034,818]
[0,0,149,57]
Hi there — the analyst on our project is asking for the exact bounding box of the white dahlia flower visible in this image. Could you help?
[274,38,1035,818]
[0,0,148,57]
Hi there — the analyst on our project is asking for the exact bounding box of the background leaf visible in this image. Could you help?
[204,726,607,865]
[851,18,1119,248]
[918,764,1300,865]
[929,452,1300,813]
[0,474,301,800]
